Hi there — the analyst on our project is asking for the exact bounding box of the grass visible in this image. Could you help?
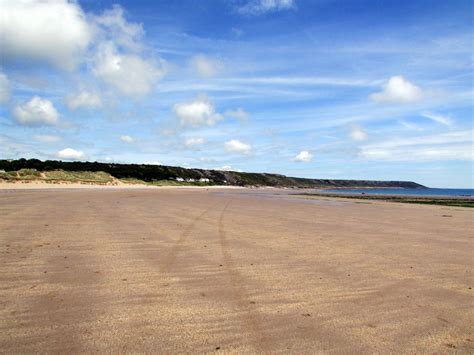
[0,169,215,187]
[43,170,114,183]
[0,169,114,184]
[0,169,42,180]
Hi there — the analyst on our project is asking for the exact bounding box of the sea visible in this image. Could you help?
[319,188,474,198]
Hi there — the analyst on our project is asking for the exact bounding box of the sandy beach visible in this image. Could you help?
[0,187,472,353]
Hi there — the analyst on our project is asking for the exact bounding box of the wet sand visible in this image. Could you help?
[0,188,473,353]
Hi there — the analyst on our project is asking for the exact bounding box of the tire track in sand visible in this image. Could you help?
[159,204,217,273]
[218,200,267,352]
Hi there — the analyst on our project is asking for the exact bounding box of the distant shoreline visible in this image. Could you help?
[294,192,474,208]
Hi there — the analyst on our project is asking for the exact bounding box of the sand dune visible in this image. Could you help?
[0,188,472,353]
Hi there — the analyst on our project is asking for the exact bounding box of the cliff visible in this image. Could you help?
[0,159,425,189]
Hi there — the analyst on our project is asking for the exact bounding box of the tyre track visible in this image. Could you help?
[159,203,218,273]
[218,200,267,352]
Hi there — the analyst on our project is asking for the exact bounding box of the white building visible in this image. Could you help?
[199,178,210,183]
[176,177,184,182]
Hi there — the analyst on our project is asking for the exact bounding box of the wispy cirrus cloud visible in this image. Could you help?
[0,72,11,104]
[190,54,224,77]
[421,111,454,127]
[184,137,205,147]
[33,134,62,143]
[237,0,296,15]
[359,130,473,161]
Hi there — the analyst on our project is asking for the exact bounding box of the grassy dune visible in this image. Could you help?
[0,169,213,187]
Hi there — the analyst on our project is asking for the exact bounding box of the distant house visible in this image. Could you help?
[199,178,210,183]
[176,177,184,182]
[186,178,195,182]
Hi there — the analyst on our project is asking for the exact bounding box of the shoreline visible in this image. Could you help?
[293,192,474,208]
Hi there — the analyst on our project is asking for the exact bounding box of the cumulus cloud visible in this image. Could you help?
[350,124,368,141]
[0,0,91,70]
[93,42,166,97]
[225,108,250,122]
[293,150,313,162]
[57,148,85,160]
[370,76,422,103]
[120,135,135,143]
[66,91,102,110]
[92,4,144,52]
[190,54,223,77]
[0,72,11,103]
[225,139,252,155]
[173,95,224,126]
[185,137,205,147]
[421,111,453,127]
[13,96,59,126]
[238,0,295,15]
[33,134,62,143]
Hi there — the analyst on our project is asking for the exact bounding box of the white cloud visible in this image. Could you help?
[238,0,296,15]
[173,95,224,126]
[230,76,377,87]
[33,134,62,143]
[421,111,453,127]
[13,96,59,126]
[0,72,11,103]
[214,165,233,171]
[57,148,85,160]
[198,157,215,163]
[92,4,144,52]
[120,135,135,143]
[370,76,422,103]
[214,165,242,172]
[225,108,250,122]
[185,137,205,147]
[190,54,223,77]
[359,130,473,161]
[66,91,102,110]
[0,0,91,70]
[293,150,313,162]
[400,120,423,131]
[93,42,166,97]
[225,139,252,155]
[350,124,368,141]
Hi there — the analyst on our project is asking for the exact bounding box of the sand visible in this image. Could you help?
[0,188,472,353]
[0,181,245,190]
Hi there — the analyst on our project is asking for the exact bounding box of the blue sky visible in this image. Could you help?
[0,0,472,187]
